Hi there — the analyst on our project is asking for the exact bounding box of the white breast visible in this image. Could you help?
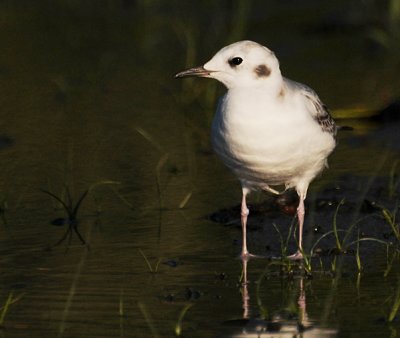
[211,89,335,192]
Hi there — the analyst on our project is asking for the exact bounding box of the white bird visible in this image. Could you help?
[175,40,336,260]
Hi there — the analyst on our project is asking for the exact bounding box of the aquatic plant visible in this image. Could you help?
[273,217,299,258]
[138,249,161,273]
[384,248,399,278]
[135,127,171,210]
[41,180,120,247]
[309,200,387,260]
[174,303,193,336]
[138,301,193,338]
[269,218,320,276]
[134,126,192,210]
[271,221,297,275]
[301,251,313,275]
[0,293,13,327]
[332,199,346,252]
[330,256,338,274]
[355,229,363,272]
[179,191,192,209]
[138,302,159,338]
[381,203,400,242]
[267,198,393,277]
[387,279,400,323]
[0,292,24,327]
[388,160,400,198]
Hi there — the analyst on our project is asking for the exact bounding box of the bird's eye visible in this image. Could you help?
[229,57,243,67]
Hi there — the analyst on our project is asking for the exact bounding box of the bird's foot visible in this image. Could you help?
[240,251,264,261]
[240,251,254,261]
[287,250,304,261]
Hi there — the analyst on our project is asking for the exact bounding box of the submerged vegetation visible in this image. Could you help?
[41,180,120,247]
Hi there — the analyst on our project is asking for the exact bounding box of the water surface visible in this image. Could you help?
[0,2,400,337]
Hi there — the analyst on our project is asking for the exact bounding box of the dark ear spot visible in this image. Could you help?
[254,64,271,77]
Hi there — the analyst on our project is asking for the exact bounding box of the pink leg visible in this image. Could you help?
[288,192,305,260]
[240,190,250,259]
[297,193,305,252]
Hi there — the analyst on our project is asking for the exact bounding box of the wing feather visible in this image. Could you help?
[301,86,337,135]
[285,79,337,136]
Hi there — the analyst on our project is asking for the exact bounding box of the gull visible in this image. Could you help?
[175,40,336,260]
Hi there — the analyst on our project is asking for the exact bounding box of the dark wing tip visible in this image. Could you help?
[301,86,337,136]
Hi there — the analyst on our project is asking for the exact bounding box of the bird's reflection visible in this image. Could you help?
[223,259,337,338]
[241,259,308,326]
[241,258,250,319]
[297,277,308,330]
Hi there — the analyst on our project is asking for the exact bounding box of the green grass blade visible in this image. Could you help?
[135,127,164,153]
[88,180,121,193]
[110,187,134,209]
[345,237,389,248]
[154,258,162,273]
[286,217,296,249]
[342,214,374,246]
[384,249,399,278]
[382,208,400,241]
[310,229,346,257]
[300,248,312,274]
[138,249,154,273]
[388,281,400,322]
[331,256,337,273]
[0,292,13,325]
[137,302,159,338]
[356,230,362,272]
[333,199,345,251]
[179,192,192,209]
[175,303,193,336]
[272,223,285,256]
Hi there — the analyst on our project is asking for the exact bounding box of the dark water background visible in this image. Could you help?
[0,1,400,337]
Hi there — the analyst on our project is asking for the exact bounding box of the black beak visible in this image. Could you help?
[174,66,213,78]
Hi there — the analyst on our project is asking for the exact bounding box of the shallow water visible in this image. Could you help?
[0,1,400,337]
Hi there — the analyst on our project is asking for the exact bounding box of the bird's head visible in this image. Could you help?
[175,40,282,90]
